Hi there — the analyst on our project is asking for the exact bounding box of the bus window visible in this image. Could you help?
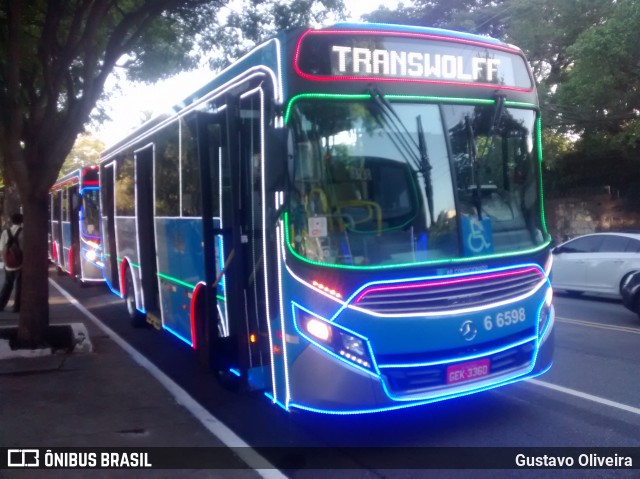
[443,105,543,252]
[180,117,201,217]
[116,155,135,216]
[82,189,100,236]
[155,123,180,217]
[288,100,458,266]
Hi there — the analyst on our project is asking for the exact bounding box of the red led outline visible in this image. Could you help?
[293,29,533,93]
[354,266,543,303]
[190,283,207,350]
[50,177,79,191]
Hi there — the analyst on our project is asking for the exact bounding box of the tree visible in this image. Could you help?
[60,134,105,175]
[0,0,345,348]
[203,0,347,69]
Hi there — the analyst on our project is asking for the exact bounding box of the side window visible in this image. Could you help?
[53,191,61,221]
[155,123,180,216]
[115,154,135,216]
[180,117,201,217]
[563,236,602,253]
[625,238,640,253]
[598,235,630,253]
[62,188,69,221]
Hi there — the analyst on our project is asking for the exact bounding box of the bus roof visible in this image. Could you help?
[101,22,523,157]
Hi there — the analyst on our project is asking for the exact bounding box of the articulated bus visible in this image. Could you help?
[99,23,554,414]
[49,166,104,284]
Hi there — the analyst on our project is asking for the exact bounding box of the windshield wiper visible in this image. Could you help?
[416,115,434,225]
[465,115,482,219]
[465,94,507,220]
[368,87,435,225]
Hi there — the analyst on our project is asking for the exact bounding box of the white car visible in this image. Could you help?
[551,232,640,297]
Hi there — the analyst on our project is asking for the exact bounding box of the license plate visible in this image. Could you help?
[446,358,490,385]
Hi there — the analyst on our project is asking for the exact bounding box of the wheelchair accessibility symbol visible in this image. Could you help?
[462,216,493,256]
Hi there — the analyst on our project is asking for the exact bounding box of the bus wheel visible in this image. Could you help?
[124,267,146,327]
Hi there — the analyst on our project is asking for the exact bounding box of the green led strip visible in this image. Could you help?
[536,116,549,235]
[282,93,549,270]
[157,272,225,302]
[283,93,536,125]
[117,257,140,269]
[283,212,550,271]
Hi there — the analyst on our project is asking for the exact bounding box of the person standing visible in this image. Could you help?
[0,213,24,312]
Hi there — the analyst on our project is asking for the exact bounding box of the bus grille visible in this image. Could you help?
[353,266,544,315]
[381,339,536,396]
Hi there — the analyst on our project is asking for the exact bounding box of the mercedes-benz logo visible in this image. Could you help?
[460,320,477,341]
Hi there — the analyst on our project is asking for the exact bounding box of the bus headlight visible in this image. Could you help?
[85,249,97,262]
[294,305,375,371]
[306,318,332,342]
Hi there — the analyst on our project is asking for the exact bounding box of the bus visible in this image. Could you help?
[49,166,104,284]
[98,23,554,414]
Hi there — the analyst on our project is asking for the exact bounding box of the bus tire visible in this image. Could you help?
[124,267,146,327]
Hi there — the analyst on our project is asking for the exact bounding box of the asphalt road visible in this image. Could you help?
[50,273,640,478]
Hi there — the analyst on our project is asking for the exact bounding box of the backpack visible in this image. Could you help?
[4,227,23,269]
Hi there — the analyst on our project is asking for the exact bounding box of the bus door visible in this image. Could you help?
[69,183,81,277]
[52,190,63,266]
[195,91,270,389]
[134,144,159,317]
[100,162,119,289]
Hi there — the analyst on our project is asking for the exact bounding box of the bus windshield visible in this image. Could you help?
[287,100,545,267]
[82,188,101,237]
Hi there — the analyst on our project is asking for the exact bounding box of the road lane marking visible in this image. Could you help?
[50,278,287,479]
[527,379,640,416]
[556,316,640,334]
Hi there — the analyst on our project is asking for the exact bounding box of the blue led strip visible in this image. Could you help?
[330,263,548,321]
[380,295,546,402]
[377,335,538,369]
[288,364,553,416]
[291,302,380,378]
[163,324,193,348]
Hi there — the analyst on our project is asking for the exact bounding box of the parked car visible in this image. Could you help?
[621,270,640,319]
[551,232,640,297]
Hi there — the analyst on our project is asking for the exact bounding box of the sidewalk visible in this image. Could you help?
[0,270,267,478]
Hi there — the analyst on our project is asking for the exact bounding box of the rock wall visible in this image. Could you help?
[545,194,640,242]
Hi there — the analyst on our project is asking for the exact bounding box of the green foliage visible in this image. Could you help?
[60,134,105,176]
[203,0,346,69]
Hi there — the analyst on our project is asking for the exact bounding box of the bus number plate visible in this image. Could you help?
[446,358,490,385]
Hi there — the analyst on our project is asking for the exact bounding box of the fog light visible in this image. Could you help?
[340,333,365,356]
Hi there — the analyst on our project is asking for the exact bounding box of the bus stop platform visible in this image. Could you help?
[0,268,268,478]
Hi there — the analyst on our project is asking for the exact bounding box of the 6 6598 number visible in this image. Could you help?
[483,307,526,331]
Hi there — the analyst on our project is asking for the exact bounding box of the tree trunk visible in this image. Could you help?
[16,190,50,348]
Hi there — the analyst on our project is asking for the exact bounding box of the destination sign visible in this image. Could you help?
[295,32,533,90]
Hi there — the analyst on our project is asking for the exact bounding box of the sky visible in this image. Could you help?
[91,1,403,147]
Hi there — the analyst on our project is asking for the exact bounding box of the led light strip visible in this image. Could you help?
[354,266,543,303]
[293,29,533,92]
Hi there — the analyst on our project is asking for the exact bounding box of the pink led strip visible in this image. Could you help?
[293,29,533,93]
[354,266,543,304]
